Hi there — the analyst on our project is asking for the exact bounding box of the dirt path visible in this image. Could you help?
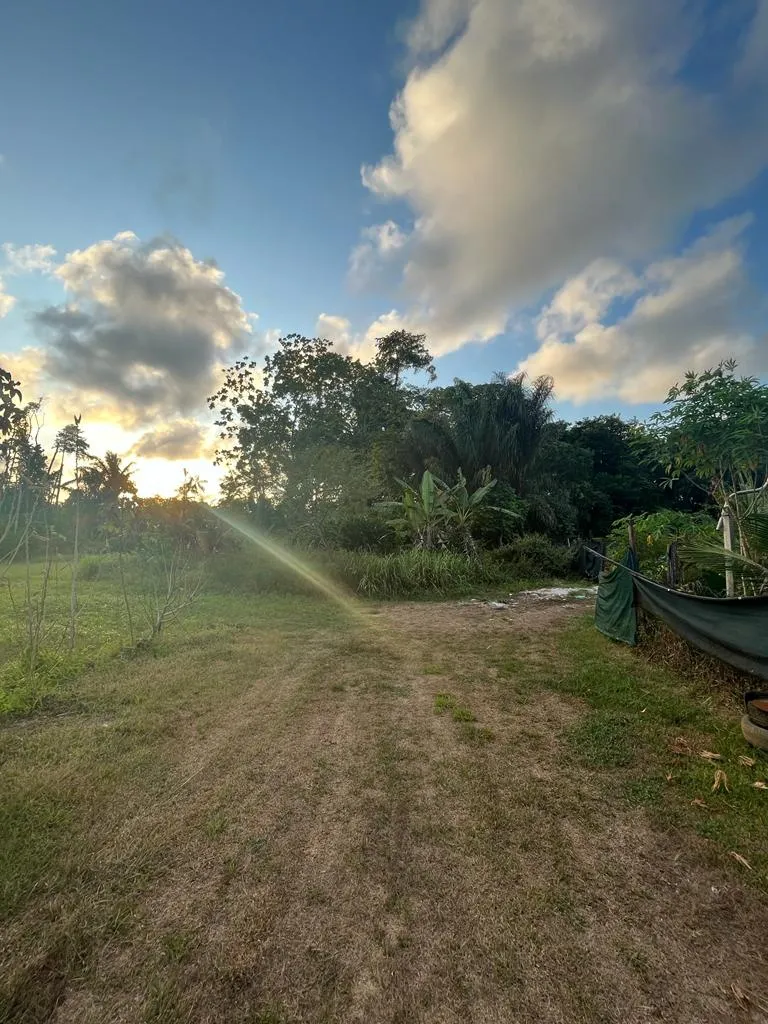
[6,598,768,1023]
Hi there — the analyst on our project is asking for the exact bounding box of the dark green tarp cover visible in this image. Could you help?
[593,548,768,680]
[633,578,768,680]
[595,550,637,645]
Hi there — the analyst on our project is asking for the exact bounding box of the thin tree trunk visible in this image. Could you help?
[69,452,80,651]
[117,509,134,645]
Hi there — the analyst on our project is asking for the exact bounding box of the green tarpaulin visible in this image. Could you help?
[633,578,768,680]
[595,550,637,646]
[593,548,768,680]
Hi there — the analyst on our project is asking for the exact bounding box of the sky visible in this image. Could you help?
[1,0,767,496]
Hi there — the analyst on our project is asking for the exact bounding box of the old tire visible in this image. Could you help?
[745,692,768,729]
[741,714,768,752]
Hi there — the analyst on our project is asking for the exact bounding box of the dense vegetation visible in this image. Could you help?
[1,335,766,712]
[208,330,705,547]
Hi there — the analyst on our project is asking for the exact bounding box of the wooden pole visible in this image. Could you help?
[627,517,637,559]
[722,502,735,598]
[666,541,679,589]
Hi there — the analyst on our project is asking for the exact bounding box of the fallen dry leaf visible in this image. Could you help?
[691,798,708,808]
[730,851,752,870]
[711,769,730,793]
[665,772,674,783]
[700,750,722,761]
[753,780,768,790]
[671,736,693,756]
[738,755,756,768]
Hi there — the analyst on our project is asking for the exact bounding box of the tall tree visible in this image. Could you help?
[648,361,768,509]
[210,333,434,506]
[402,373,554,494]
[81,451,137,505]
[373,330,436,387]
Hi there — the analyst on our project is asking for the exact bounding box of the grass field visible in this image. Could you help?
[2,572,768,1022]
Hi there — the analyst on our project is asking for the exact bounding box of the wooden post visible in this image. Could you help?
[722,503,735,598]
[666,541,678,589]
[627,518,637,559]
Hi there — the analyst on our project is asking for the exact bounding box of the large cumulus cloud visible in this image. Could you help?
[32,231,256,426]
[360,0,768,366]
[520,216,766,402]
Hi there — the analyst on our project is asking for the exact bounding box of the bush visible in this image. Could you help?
[206,539,567,601]
[78,555,103,581]
[331,511,399,552]
[340,550,507,598]
[607,510,717,583]
[490,534,573,578]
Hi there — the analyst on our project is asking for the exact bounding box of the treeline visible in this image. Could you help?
[208,330,704,551]
[2,333,766,576]
[0,371,212,559]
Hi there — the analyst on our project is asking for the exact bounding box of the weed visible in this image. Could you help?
[143,975,188,1023]
[434,692,456,713]
[459,724,495,745]
[451,705,476,723]
[162,930,196,965]
[203,812,229,838]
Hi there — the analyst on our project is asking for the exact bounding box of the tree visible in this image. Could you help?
[401,373,554,494]
[81,451,137,505]
[209,333,436,523]
[0,368,23,437]
[648,361,768,511]
[379,470,450,550]
[373,329,436,387]
[561,415,685,536]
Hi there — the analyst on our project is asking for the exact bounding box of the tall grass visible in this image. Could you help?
[347,549,506,598]
[205,546,551,599]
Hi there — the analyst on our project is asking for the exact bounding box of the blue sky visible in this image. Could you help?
[1,0,767,493]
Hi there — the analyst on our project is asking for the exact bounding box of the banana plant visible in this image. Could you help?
[378,470,450,549]
[443,469,519,556]
[379,468,518,553]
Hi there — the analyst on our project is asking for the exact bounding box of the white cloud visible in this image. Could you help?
[362,0,768,351]
[0,347,45,396]
[519,217,763,402]
[315,313,353,350]
[0,279,14,318]
[317,304,503,364]
[348,220,408,288]
[32,231,257,426]
[535,259,640,341]
[2,242,57,274]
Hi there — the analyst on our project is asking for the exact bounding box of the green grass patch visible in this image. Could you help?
[451,705,476,723]
[525,616,768,888]
[458,724,495,746]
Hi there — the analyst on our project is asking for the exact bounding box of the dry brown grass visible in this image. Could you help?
[2,596,768,1023]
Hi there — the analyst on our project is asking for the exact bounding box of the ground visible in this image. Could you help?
[2,592,768,1023]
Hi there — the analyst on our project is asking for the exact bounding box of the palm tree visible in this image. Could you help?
[81,451,137,505]
[402,373,554,494]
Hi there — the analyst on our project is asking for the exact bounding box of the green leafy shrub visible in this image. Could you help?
[490,534,573,578]
[78,555,103,581]
[319,510,399,552]
[608,510,717,583]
